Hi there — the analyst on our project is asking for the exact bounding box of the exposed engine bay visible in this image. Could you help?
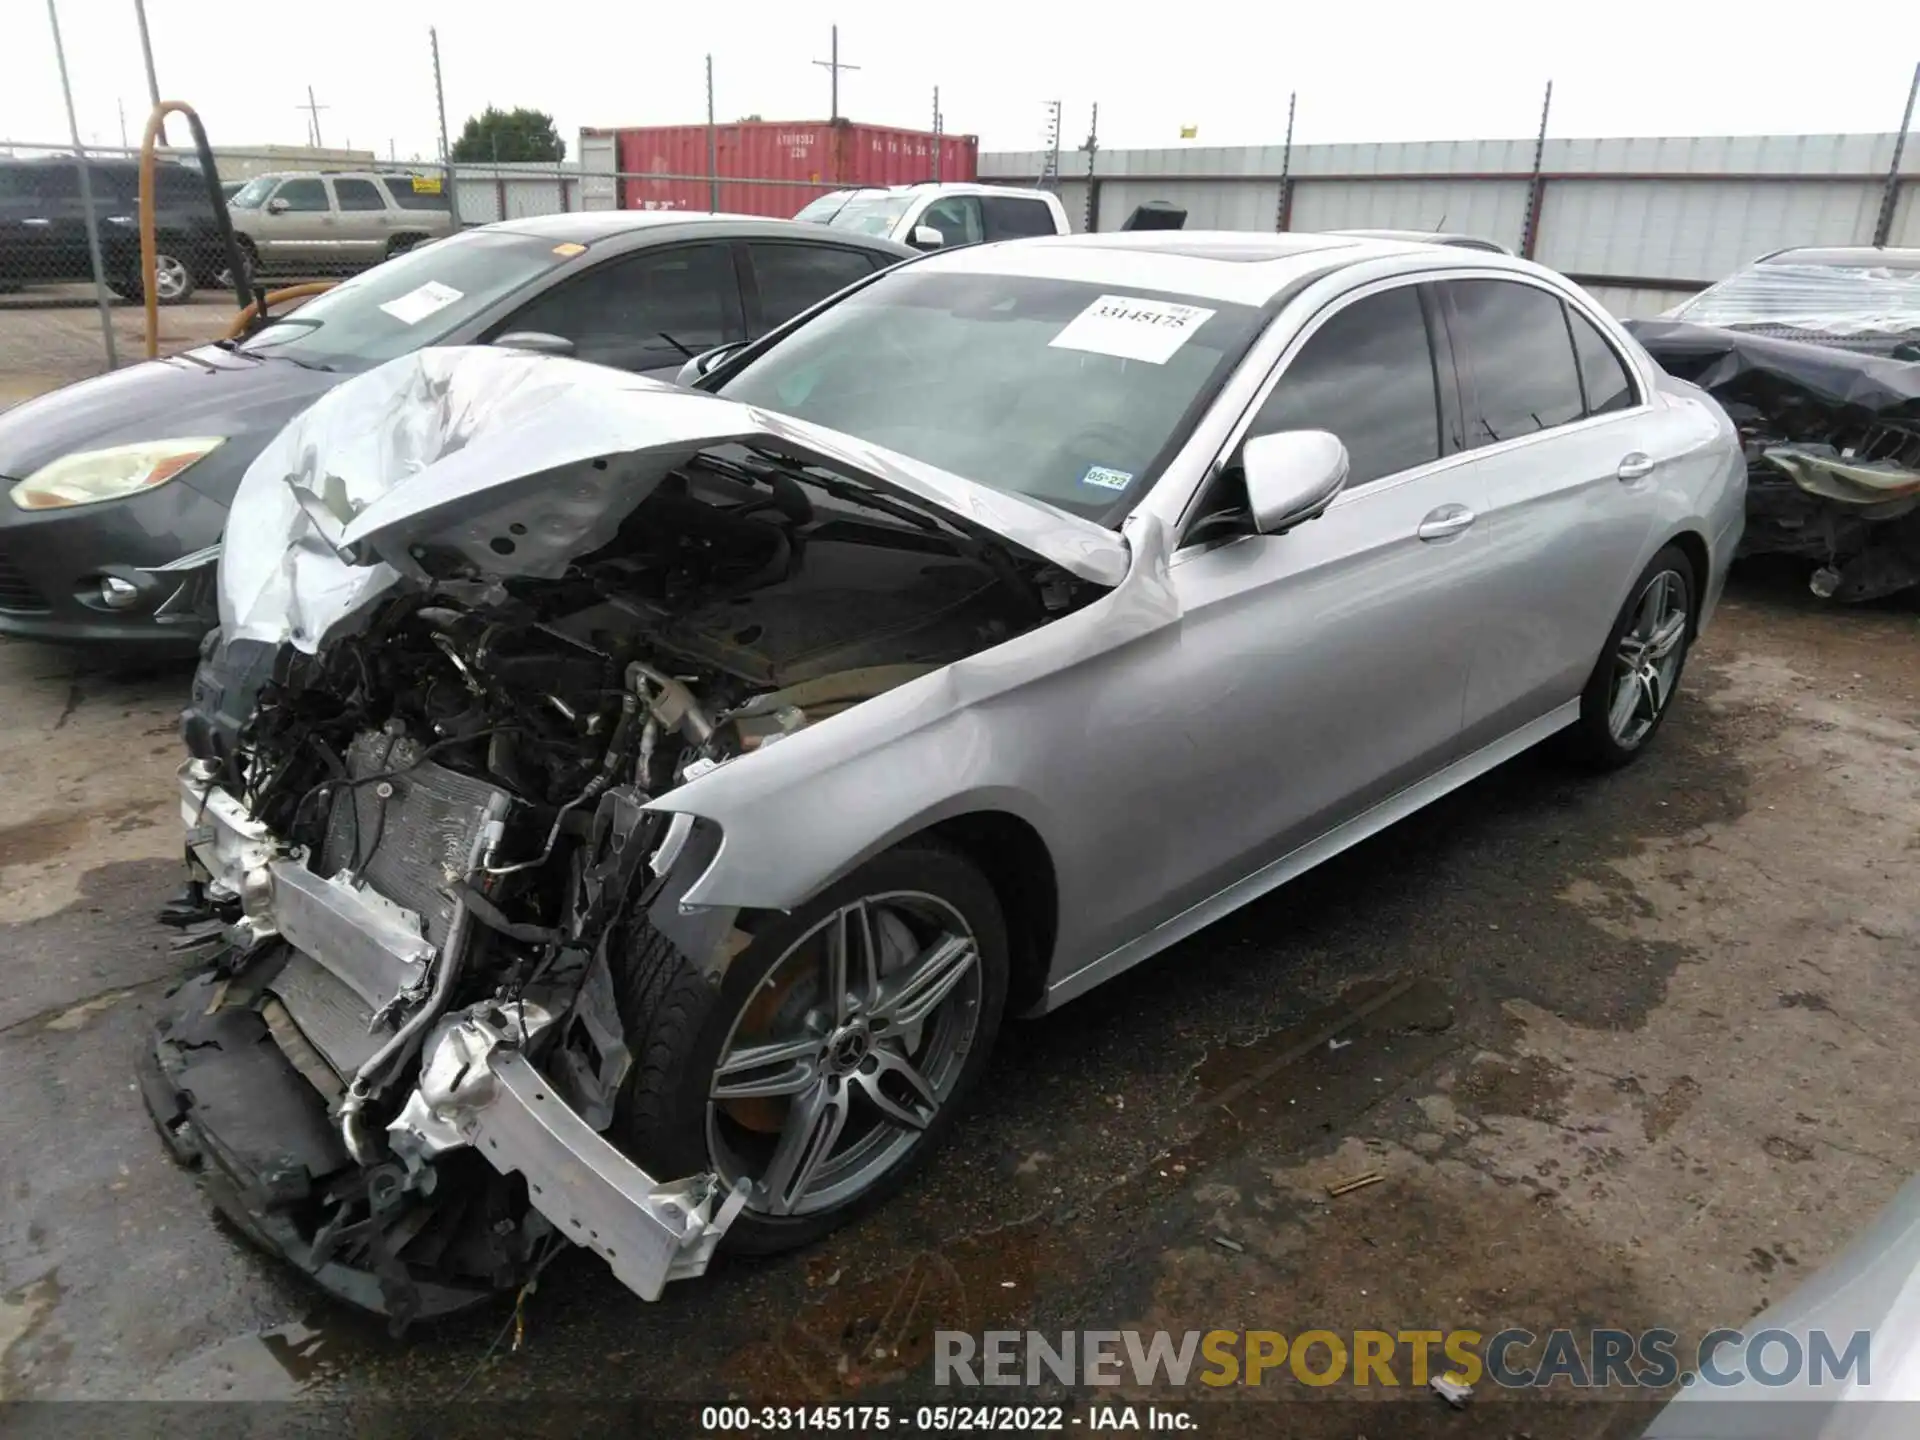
[150,440,1099,1327]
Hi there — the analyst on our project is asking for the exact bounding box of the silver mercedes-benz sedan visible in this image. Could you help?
[148,231,1745,1325]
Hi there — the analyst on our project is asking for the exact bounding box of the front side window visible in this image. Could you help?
[717,270,1264,520]
[1447,279,1585,446]
[273,178,330,213]
[1247,285,1441,488]
[333,178,386,211]
[918,195,983,247]
[748,243,881,333]
[981,196,1057,242]
[501,243,743,371]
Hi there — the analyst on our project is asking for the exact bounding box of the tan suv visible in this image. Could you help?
[225,170,457,274]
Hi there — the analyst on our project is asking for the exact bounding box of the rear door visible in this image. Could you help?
[329,177,391,263]
[489,241,745,376]
[980,193,1060,241]
[1147,278,1485,924]
[1437,277,1659,747]
[741,240,885,337]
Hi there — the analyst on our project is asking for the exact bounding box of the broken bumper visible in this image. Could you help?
[159,760,744,1316]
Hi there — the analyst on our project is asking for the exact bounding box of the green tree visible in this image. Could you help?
[450,106,566,163]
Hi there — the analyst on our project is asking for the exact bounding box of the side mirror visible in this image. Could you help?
[909,224,946,251]
[266,197,290,214]
[1241,429,1349,534]
[674,340,747,388]
[492,331,576,357]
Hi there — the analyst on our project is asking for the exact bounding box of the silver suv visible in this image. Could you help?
[226,170,457,274]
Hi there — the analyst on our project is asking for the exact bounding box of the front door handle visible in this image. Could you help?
[1417,504,1476,542]
[1617,452,1656,482]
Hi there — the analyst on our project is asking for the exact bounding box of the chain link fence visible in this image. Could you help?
[0,139,883,408]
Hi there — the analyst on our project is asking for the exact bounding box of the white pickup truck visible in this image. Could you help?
[794,182,1071,251]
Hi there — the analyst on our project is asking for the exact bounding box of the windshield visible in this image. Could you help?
[235,230,575,371]
[820,193,915,237]
[716,269,1264,520]
[1670,261,1920,337]
[229,176,275,209]
[794,190,857,223]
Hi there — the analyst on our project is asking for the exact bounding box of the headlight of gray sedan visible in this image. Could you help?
[8,437,226,511]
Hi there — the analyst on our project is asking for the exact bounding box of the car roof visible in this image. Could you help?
[1328,228,1511,254]
[916,229,1524,306]
[489,210,917,251]
[1758,246,1920,271]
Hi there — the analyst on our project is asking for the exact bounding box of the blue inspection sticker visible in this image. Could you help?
[1080,465,1135,492]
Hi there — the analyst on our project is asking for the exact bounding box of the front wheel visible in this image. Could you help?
[1565,544,1697,770]
[109,250,195,305]
[610,840,1009,1255]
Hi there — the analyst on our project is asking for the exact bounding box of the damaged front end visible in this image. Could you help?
[1627,318,1920,603]
[144,346,1116,1326]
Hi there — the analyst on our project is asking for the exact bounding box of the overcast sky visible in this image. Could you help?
[7,0,1918,162]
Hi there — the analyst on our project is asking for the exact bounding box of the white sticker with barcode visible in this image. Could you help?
[1049,294,1216,364]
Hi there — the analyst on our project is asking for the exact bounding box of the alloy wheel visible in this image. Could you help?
[705,891,984,1217]
[153,254,189,301]
[1608,568,1690,748]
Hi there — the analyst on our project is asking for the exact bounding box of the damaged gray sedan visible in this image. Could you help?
[145,232,1745,1327]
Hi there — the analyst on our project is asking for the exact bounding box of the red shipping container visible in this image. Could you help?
[590,120,979,219]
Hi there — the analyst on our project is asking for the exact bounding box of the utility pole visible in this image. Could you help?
[298,85,329,148]
[1038,100,1062,189]
[931,86,942,180]
[118,97,129,152]
[47,0,117,368]
[706,54,719,212]
[1081,102,1099,232]
[1874,62,1920,247]
[1519,79,1554,258]
[430,27,451,166]
[811,25,860,122]
[132,0,161,138]
[1275,91,1296,231]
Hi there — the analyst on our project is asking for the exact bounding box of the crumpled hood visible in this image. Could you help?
[220,345,1130,652]
[0,347,338,496]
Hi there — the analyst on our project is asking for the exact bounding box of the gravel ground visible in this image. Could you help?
[0,560,1916,1437]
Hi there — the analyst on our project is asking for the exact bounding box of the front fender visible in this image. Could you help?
[645,512,1181,915]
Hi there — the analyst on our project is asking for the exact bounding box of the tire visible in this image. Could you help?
[112,250,195,305]
[386,234,424,260]
[610,839,1010,1256]
[1564,543,1698,770]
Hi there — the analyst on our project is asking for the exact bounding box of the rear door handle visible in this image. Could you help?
[1617,452,1656,482]
[1417,504,1476,542]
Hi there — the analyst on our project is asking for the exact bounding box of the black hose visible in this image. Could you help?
[444,878,564,946]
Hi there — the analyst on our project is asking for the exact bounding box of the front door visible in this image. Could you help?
[256,176,333,266]
[1147,280,1486,926]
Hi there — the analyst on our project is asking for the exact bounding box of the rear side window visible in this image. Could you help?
[1567,307,1638,416]
[748,243,880,333]
[1446,279,1585,445]
[273,178,330,212]
[1249,285,1441,487]
[384,177,451,211]
[154,167,214,206]
[333,178,387,211]
[981,195,1057,241]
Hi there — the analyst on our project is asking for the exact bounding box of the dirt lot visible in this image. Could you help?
[0,563,1916,1436]
[0,290,247,409]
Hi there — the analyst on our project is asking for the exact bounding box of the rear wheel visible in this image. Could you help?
[386,233,425,260]
[610,840,1009,1254]
[1565,544,1697,769]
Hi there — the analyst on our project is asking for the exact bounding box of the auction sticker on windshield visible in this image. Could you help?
[379,281,464,326]
[1050,294,1217,364]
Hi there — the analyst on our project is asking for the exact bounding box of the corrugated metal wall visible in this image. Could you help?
[985,130,1919,316]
